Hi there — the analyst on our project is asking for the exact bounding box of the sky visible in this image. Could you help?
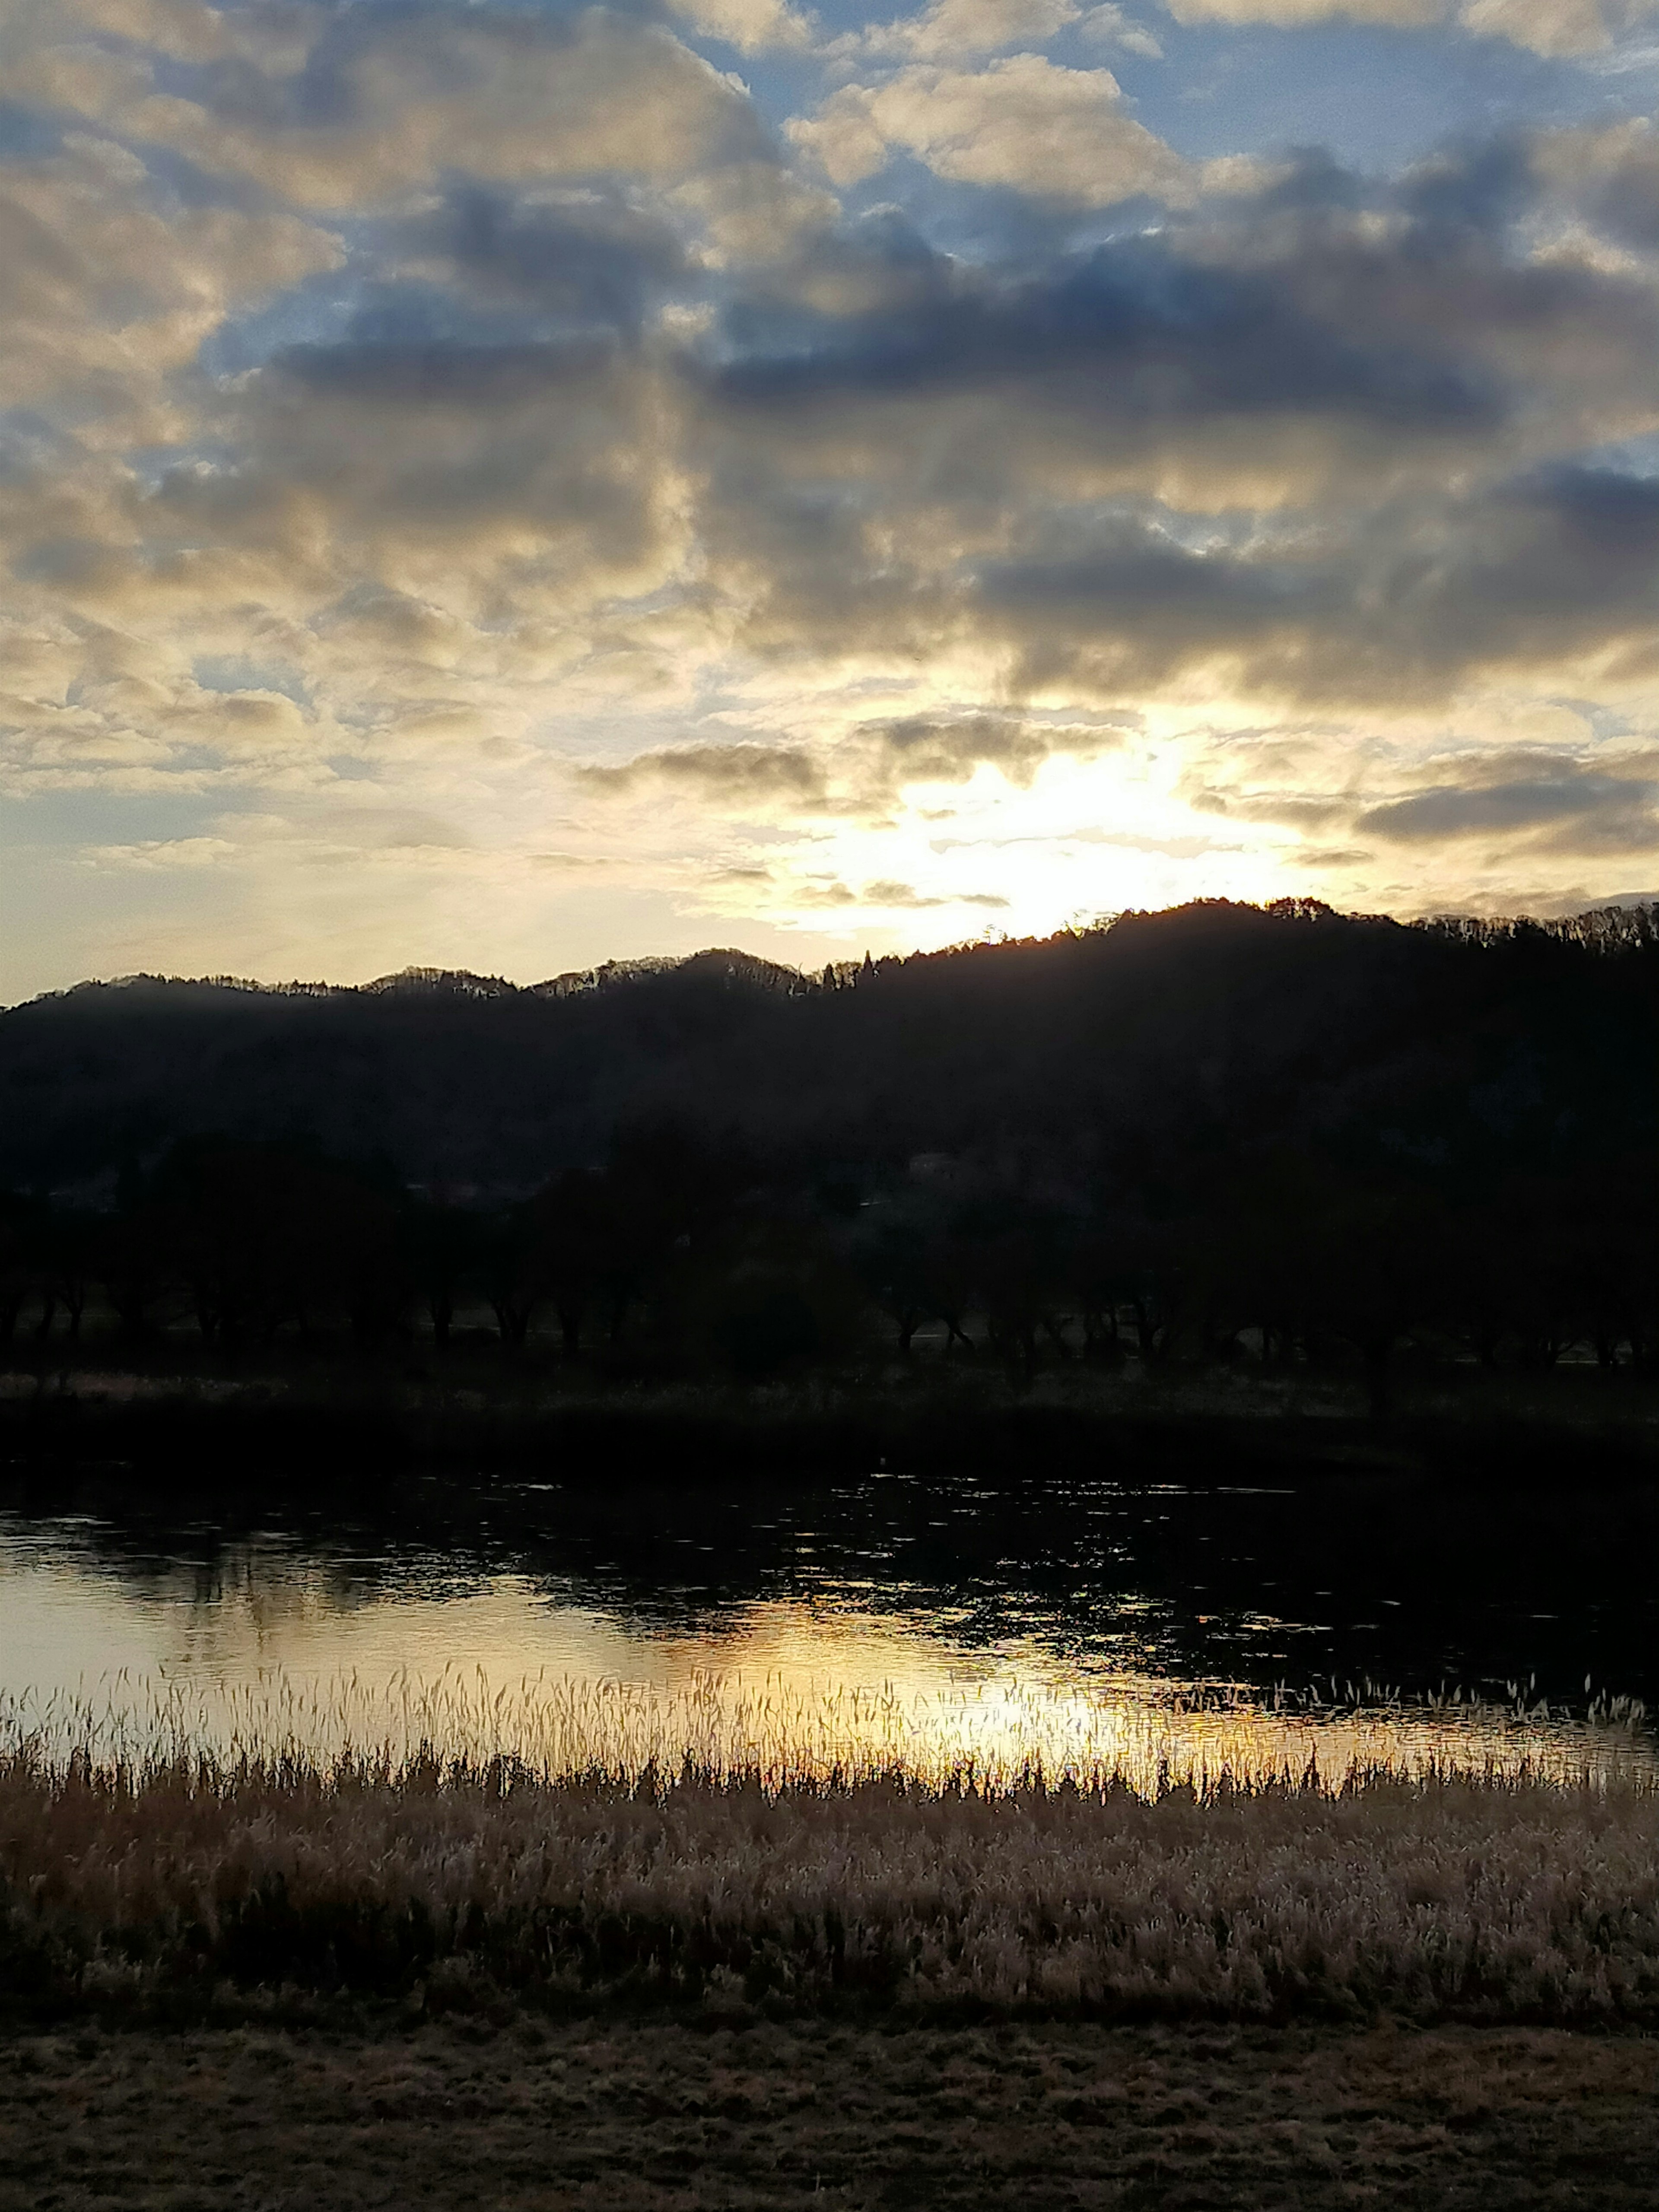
[3,0,1659,996]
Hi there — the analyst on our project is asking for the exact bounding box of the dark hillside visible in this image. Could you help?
[2,901,1653,1197]
[0,950,815,1196]
[2,899,1655,1408]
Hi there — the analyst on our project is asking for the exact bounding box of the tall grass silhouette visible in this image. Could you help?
[2,1662,1650,1792]
[1,1669,1655,2023]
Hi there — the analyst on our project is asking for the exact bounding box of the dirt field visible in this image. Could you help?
[1,2016,1656,2210]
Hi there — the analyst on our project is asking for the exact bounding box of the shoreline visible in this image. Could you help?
[4,1360,1659,1500]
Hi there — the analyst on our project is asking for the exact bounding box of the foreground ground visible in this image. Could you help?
[2,2017,1656,2210]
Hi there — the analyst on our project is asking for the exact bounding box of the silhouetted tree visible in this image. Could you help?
[407,1198,476,1350]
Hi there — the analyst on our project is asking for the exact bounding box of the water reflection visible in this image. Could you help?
[1,1488,1653,1788]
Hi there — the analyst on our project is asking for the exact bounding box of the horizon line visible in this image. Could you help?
[7,893,1658,1015]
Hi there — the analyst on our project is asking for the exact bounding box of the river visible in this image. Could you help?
[2,1465,1653,1787]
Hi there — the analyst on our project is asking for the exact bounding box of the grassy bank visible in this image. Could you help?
[5,2015,1659,2210]
[3,1753,1656,2029]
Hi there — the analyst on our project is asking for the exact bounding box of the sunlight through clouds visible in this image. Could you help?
[2,0,1658,995]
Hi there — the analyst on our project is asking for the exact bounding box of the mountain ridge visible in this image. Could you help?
[15,899,1659,1014]
[3,899,1654,1203]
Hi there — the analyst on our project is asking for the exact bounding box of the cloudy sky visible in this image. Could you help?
[3,0,1659,995]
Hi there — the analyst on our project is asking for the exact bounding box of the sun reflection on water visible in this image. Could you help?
[3,1645,1651,1796]
[1,1527,1652,1792]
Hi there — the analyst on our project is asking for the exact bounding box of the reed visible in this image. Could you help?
[2,1675,1656,2026]
[3,1665,1649,1795]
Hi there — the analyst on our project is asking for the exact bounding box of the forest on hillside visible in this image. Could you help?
[1,898,1656,1395]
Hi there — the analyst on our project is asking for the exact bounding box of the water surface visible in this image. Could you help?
[2,1467,1653,1786]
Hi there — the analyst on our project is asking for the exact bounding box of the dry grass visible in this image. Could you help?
[7,1707,1659,2209]
[3,2015,1659,2209]
[3,1745,1657,2025]
[4,1665,1649,1798]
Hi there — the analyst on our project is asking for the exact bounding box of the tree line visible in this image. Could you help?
[2,1113,1653,1405]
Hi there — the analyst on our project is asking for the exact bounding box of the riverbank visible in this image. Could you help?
[3,2013,1657,2209]
[7,1739,1658,2206]
[4,1358,1659,1500]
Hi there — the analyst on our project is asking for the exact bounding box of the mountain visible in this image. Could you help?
[2,900,1655,1203]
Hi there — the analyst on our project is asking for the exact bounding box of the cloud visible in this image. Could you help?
[683,141,1659,697]
[579,714,1125,818]
[973,465,1659,704]
[399,187,691,336]
[1458,0,1614,54]
[855,0,1090,60]
[686,163,1659,663]
[4,2,781,213]
[1079,4,1167,55]
[788,56,1188,203]
[671,0,817,51]
[862,712,1123,787]
[1535,116,1659,245]
[0,2,798,659]
[102,274,689,637]
[862,877,1009,903]
[1355,755,1659,845]
[830,0,1163,61]
[708,225,1510,444]
[81,836,241,871]
[788,875,1010,905]
[0,132,342,423]
[1163,0,1438,26]
[581,741,832,804]
[1161,0,1632,57]
[1175,723,1659,877]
